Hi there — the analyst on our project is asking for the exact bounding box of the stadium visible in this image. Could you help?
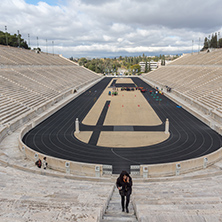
[1,1,222,220]
[1,42,222,221]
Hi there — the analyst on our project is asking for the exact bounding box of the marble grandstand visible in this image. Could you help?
[0,45,74,66]
[143,49,222,134]
[0,45,101,125]
[169,49,222,66]
[1,46,222,221]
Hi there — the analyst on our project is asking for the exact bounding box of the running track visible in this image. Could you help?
[23,77,222,174]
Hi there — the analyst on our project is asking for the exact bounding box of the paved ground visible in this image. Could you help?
[133,174,222,222]
[0,163,113,222]
[102,186,138,222]
[23,77,222,174]
[1,120,222,221]
[77,77,168,147]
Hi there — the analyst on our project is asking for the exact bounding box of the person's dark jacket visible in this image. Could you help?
[116,171,132,196]
[35,159,42,168]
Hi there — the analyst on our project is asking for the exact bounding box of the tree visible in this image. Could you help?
[78,57,88,66]
[130,64,141,74]
[142,53,145,61]
[202,33,222,50]
[202,37,208,50]
[144,61,148,73]
[148,62,151,72]
[219,38,222,48]
[0,30,29,49]
[88,63,96,72]
[161,55,165,66]
[77,54,179,75]
[210,33,217,48]
[154,56,159,62]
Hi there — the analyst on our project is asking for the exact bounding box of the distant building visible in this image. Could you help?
[139,60,161,72]
[117,68,128,75]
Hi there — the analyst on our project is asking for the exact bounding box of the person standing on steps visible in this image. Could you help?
[35,159,42,168]
[116,171,133,213]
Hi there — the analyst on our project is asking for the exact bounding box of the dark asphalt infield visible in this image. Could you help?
[23,77,222,174]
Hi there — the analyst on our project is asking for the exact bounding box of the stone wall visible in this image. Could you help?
[1,77,104,176]
[140,147,222,178]
[140,76,222,178]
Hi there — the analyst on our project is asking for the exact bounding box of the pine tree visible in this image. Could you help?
[219,38,222,48]
[203,37,208,50]
[145,61,148,73]
[210,33,217,48]
[148,62,151,71]
[0,31,29,49]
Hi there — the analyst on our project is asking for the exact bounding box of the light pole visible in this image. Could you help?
[46,39,48,54]
[192,40,194,54]
[218,32,220,48]
[52,41,54,55]
[28,34,30,46]
[37,36,39,49]
[198,37,201,54]
[208,35,211,48]
[5,26,8,46]
[17,30,20,48]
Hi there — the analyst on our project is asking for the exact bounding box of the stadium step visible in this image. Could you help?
[101,186,138,222]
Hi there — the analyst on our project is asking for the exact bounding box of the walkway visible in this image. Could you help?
[102,186,138,222]
[0,163,113,222]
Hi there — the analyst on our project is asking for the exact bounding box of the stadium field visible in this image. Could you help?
[23,77,222,174]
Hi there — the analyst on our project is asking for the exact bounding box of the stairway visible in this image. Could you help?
[101,186,138,222]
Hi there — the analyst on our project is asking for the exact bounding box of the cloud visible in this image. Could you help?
[0,0,221,58]
[80,0,113,6]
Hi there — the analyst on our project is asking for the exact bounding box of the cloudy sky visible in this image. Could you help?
[0,0,222,58]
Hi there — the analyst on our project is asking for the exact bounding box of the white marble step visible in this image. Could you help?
[101,215,138,222]
[102,187,138,221]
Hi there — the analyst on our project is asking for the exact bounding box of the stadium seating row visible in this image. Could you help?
[1,44,222,222]
[0,163,113,222]
[143,56,222,115]
[171,49,222,66]
[133,172,222,221]
[0,46,101,125]
[0,45,76,66]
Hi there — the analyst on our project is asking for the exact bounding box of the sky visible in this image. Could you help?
[0,0,222,58]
